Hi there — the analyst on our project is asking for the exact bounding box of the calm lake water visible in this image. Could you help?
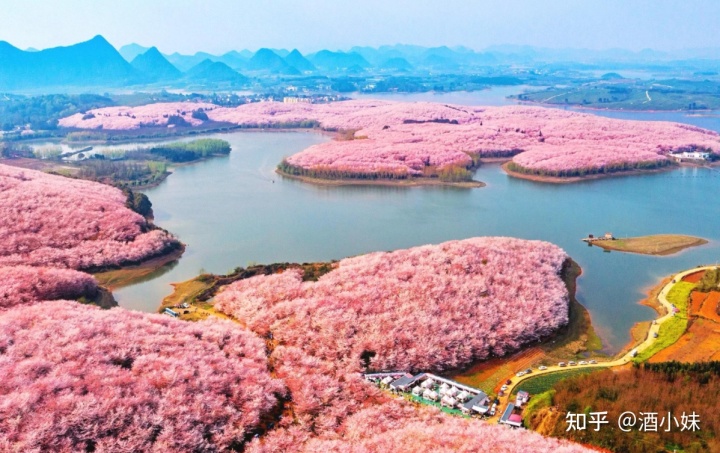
[114,90,720,354]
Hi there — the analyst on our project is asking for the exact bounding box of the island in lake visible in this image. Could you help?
[58,99,720,187]
[584,233,708,256]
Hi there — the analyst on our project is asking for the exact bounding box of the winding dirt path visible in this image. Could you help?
[491,266,714,421]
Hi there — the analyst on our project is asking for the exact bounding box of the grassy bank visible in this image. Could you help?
[634,281,693,362]
[276,167,485,188]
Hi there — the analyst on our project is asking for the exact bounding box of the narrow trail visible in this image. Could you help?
[541,91,570,103]
[489,265,714,422]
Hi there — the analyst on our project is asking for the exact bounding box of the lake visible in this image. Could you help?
[113,90,720,354]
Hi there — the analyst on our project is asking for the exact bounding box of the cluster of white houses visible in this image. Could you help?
[669,150,712,162]
[365,372,531,427]
[365,371,528,428]
[365,372,495,416]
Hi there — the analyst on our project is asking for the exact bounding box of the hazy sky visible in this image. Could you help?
[2,0,719,54]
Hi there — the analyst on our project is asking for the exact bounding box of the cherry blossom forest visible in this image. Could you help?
[0,165,591,453]
[0,98,616,451]
[0,164,179,270]
[211,237,581,451]
[61,100,720,179]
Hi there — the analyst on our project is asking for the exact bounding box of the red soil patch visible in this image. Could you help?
[699,291,720,322]
[690,291,706,316]
[650,318,720,363]
[682,271,705,283]
[451,347,544,393]
[652,286,720,363]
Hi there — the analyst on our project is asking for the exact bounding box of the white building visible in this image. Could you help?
[670,151,711,162]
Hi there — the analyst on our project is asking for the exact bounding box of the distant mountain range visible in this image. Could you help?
[2,35,720,93]
[0,36,137,90]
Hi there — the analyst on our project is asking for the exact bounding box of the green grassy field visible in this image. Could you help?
[634,281,693,362]
[518,81,720,111]
[513,368,606,396]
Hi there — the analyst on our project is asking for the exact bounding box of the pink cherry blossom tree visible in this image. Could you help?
[0,301,284,452]
[59,100,720,179]
[0,265,98,310]
[0,164,180,270]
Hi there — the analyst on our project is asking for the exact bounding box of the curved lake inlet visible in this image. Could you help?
[113,92,720,354]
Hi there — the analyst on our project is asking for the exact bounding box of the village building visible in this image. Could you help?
[669,150,711,162]
[499,403,523,427]
[283,96,312,104]
[515,390,530,407]
[461,391,491,415]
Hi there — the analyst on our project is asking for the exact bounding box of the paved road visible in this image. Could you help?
[490,266,712,422]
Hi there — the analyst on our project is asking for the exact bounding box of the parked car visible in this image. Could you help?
[489,408,496,416]
[653,332,659,338]
[578,361,588,365]
[525,368,533,374]
[558,362,567,367]
[500,385,508,391]
[538,365,548,371]
[568,361,577,366]
[516,371,526,377]
[506,379,512,385]
[589,360,597,364]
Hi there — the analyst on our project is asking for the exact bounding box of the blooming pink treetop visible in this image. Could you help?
[0,234,590,451]
[257,402,592,453]
[215,236,569,373]
[0,164,178,270]
[59,100,720,176]
[0,265,98,311]
[0,301,284,452]
[213,237,580,449]
[59,102,217,130]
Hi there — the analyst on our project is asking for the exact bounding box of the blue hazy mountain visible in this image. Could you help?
[130,47,181,81]
[284,49,315,72]
[217,51,249,70]
[0,35,138,90]
[247,48,299,74]
[165,52,215,72]
[309,50,371,71]
[119,43,152,62]
[184,59,248,87]
[379,57,413,71]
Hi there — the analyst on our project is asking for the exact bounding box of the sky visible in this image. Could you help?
[1,0,719,54]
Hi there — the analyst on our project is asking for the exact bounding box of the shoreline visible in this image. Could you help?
[501,161,679,184]
[450,259,604,389]
[93,244,185,291]
[275,168,486,188]
[616,277,671,358]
